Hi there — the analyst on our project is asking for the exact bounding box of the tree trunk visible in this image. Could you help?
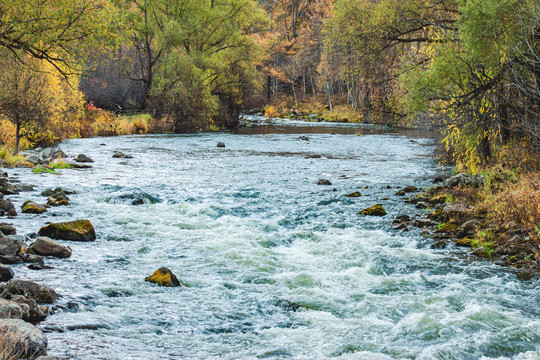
[15,121,21,154]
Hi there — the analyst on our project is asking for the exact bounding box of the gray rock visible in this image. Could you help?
[2,279,57,304]
[0,255,23,264]
[22,255,44,265]
[13,183,35,192]
[0,319,48,358]
[0,264,14,281]
[112,152,133,159]
[41,187,76,197]
[0,223,16,235]
[217,142,226,148]
[69,162,92,169]
[0,298,23,319]
[395,186,418,196]
[29,237,72,259]
[444,173,485,188]
[11,295,47,322]
[26,155,42,164]
[74,154,94,163]
[0,236,20,256]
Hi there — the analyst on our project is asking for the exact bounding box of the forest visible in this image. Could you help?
[0,0,538,230]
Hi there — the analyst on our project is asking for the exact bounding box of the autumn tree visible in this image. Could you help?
[0,53,85,153]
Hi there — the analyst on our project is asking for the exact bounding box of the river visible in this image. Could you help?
[5,118,539,359]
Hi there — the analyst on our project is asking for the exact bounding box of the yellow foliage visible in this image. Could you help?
[264,105,278,118]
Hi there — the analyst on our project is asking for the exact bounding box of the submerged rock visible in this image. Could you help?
[346,191,361,197]
[145,267,181,287]
[38,220,96,242]
[217,142,226,148]
[112,152,133,159]
[21,201,47,214]
[359,204,387,216]
[29,237,72,259]
[317,179,332,186]
[103,192,161,206]
[0,319,48,357]
[2,279,57,304]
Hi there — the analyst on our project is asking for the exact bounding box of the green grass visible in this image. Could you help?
[0,146,27,166]
[32,160,72,174]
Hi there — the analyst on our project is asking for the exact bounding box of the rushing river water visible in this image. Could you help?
[5,118,539,359]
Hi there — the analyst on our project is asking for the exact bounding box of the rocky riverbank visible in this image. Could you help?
[389,173,539,275]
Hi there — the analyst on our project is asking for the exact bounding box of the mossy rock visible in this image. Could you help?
[38,220,96,242]
[145,267,180,287]
[427,208,443,220]
[21,201,47,214]
[346,191,361,197]
[47,196,69,206]
[429,194,448,205]
[359,204,387,216]
[436,222,460,234]
[456,238,473,247]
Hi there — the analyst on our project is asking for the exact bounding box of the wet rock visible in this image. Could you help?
[69,162,92,169]
[0,319,48,357]
[471,247,489,258]
[217,142,226,148]
[112,151,133,159]
[411,219,432,228]
[74,154,94,163]
[415,202,430,209]
[38,220,96,242]
[0,264,14,281]
[317,179,332,186]
[22,255,45,265]
[145,267,181,287]
[10,295,47,322]
[6,208,17,217]
[13,183,34,192]
[0,255,23,264]
[395,186,418,196]
[46,192,69,207]
[346,191,361,197]
[2,279,57,304]
[444,173,485,188]
[359,204,387,216]
[0,223,16,235]
[22,201,47,214]
[431,241,447,249]
[41,188,76,197]
[297,136,310,141]
[0,198,16,216]
[0,298,24,319]
[394,215,411,223]
[0,236,20,256]
[103,289,133,298]
[29,237,72,259]
[392,223,408,231]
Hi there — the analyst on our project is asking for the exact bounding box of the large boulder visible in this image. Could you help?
[0,319,48,358]
[2,279,58,304]
[0,298,24,319]
[145,267,181,287]
[38,220,96,242]
[22,201,47,214]
[441,203,475,224]
[359,204,387,216]
[29,237,72,259]
[0,264,14,281]
[0,236,20,256]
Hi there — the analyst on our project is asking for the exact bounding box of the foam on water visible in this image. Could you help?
[5,119,539,359]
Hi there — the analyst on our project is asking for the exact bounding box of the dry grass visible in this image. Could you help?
[479,172,540,234]
[0,329,29,360]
